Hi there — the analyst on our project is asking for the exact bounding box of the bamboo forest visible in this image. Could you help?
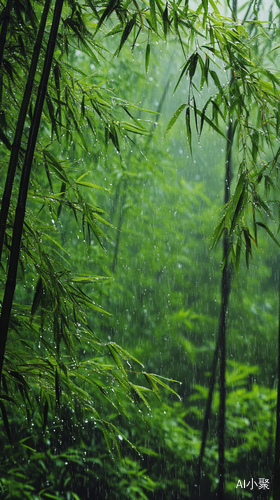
[2,0,280,498]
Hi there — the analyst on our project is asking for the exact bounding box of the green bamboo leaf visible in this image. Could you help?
[71,275,112,283]
[116,15,136,55]
[162,3,168,37]
[121,121,150,135]
[46,95,59,139]
[0,129,12,150]
[107,422,139,453]
[94,0,119,32]
[256,222,280,247]
[41,494,61,499]
[195,106,227,139]
[202,0,208,29]
[189,53,198,80]
[173,61,190,94]
[107,344,128,378]
[145,42,150,74]
[44,233,69,255]
[122,120,149,133]
[193,97,198,134]
[76,180,110,191]
[230,186,246,235]
[243,227,253,268]
[144,373,160,400]
[70,494,80,500]
[71,371,119,410]
[109,342,144,367]
[145,373,180,397]
[209,0,219,14]
[210,70,224,96]
[210,213,226,249]
[164,103,187,137]
[44,151,68,183]
[31,277,43,317]
[149,0,157,31]
[185,106,192,155]
[129,383,151,409]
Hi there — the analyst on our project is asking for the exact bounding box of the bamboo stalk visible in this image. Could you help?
[217,2,237,494]
[0,0,51,263]
[194,120,233,499]
[0,0,64,386]
[194,336,219,497]
[0,0,13,70]
[195,2,236,495]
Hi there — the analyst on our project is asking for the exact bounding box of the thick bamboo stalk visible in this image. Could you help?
[0,0,51,263]
[0,0,13,70]
[0,0,64,386]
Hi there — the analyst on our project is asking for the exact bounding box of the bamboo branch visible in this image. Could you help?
[0,0,64,386]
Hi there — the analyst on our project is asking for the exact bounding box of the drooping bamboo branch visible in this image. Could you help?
[0,0,64,386]
[0,0,51,263]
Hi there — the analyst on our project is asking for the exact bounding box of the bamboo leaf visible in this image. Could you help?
[107,344,128,378]
[149,0,157,31]
[44,234,69,255]
[185,106,192,155]
[173,61,190,93]
[162,3,168,38]
[144,373,180,397]
[164,103,187,137]
[195,106,227,139]
[209,0,220,14]
[76,180,110,191]
[31,277,43,317]
[256,222,280,248]
[116,15,136,55]
[145,42,150,74]
[44,151,69,183]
